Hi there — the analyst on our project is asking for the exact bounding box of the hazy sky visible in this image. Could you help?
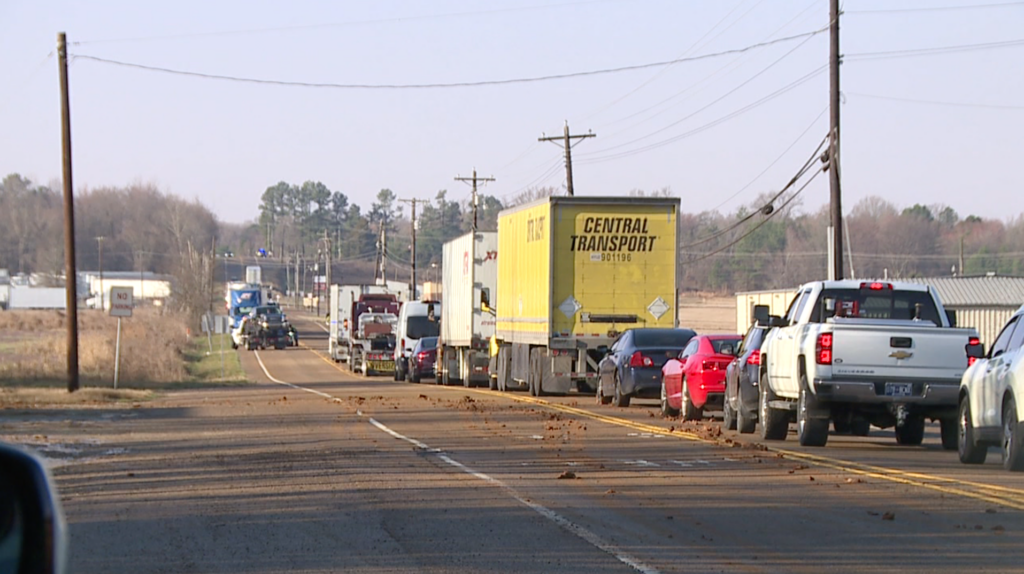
[2,0,1021,224]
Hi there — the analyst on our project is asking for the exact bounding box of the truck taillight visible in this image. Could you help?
[816,333,833,365]
[629,351,654,367]
[401,338,406,350]
[746,349,761,365]
[966,336,982,367]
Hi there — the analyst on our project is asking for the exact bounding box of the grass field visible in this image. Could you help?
[0,310,249,406]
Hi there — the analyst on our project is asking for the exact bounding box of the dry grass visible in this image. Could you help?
[677,293,738,335]
[0,387,152,407]
[0,308,189,386]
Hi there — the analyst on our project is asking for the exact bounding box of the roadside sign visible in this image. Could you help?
[110,287,133,317]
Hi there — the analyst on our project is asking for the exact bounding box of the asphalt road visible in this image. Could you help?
[18,312,1024,573]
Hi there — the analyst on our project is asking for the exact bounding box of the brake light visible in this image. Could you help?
[701,360,719,371]
[816,333,833,365]
[629,351,654,367]
[860,282,892,291]
[747,349,761,365]
[417,351,428,361]
[401,338,406,350]
[966,336,982,367]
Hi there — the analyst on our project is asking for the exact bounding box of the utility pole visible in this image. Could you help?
[376,221,388,285]
[399,198,423,296]
[828,0,844,281]
[58,32,79,393]
[455,170,495,231]
[539,121,595,196]
[96,236,105,310]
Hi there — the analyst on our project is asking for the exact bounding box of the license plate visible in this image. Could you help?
[885,383,913,397]
[368,361,393,372]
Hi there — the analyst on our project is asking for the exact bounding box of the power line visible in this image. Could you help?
[847,92,1024,110]
[68,28,827,90]
[846,38,1024,60]
[577,65,827,165]
[846,1,1024,14]
[72,0,629,45]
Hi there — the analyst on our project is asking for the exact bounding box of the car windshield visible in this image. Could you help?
[810,287,941,326]
[633,329,696,348]
[234,306,254,316]
[407,316,440,339]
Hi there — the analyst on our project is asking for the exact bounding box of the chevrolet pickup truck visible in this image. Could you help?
[758,280,984,447]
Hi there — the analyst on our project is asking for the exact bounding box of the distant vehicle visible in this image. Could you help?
[958,304,1024,470]
[662,334,741,420]
[227,286,261,329]
[256,249,268,258]
[596,328,697,408]
[408,336,438,383]
[437,230,496,388]
[394,300,441,382]
[723,321,770,433]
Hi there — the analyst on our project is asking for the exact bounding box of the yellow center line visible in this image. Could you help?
[294,343,1024,511]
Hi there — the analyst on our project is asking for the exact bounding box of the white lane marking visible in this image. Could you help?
[252,349,661,574]
[669,460,692,468]
[621,460,661,468]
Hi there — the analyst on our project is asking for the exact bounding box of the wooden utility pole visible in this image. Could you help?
[539,122,595,196]
[399,198,423,296]
[455,170,495,231]
[829,0,844,281]
[57,32,79,393]
[96,236,105,310]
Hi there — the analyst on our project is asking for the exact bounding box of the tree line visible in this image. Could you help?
[4,172,1023,301]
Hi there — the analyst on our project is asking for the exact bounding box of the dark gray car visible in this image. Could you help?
[597,328,697,407]
[723,323,769,433]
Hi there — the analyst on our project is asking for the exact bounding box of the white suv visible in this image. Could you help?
[958,304,1024,470]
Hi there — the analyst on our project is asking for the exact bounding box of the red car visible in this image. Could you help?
[661,334,742,420]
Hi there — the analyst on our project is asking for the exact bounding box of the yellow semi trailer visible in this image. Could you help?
[492,196,680,395]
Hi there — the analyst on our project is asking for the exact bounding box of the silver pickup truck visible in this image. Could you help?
[759,280,984,447]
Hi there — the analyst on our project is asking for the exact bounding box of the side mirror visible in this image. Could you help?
[945,309,958,327]
[752,304,770,326]
[768,316,788,328]
[0,443,67,574]
[596,345,609,355]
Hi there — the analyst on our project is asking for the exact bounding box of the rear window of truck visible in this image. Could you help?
[810,288,941,326]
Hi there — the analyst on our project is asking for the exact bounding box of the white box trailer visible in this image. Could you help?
[438,231,498,387]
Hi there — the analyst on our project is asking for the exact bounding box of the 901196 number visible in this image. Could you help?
[601,253,632,262]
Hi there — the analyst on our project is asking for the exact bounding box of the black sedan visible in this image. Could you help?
[597,328,697,407]
[723,322,769,433]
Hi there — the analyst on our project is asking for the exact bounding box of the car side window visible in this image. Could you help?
[1006,315,1024,353]
[790,289,813,323]
[990,317,1019,359]
[782,292,803,323]
[680,339,698,360]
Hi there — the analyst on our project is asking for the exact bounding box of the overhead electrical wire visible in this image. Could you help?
[68,28,827,90]
[577,65,827,165]
[594,0,820,130]
[588,30,821,149]
[847,92,1024,110]
[683,166,825,263]
[846,1,1024,14]
[846,38,1024,60]
[72,0,631,45]
[677,134,828,250]
[707,104,829,214]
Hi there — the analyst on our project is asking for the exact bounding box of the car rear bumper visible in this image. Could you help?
[621,367,663,398]
[813,379,959,407]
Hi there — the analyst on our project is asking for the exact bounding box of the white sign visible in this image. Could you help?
[110,286,134,317]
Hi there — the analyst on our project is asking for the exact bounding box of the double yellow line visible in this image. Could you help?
[298,343,1024,511]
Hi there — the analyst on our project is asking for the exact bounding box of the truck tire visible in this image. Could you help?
[895,415,925,446]
[1002,399,1024,471]
[959,396,987,464]
[737,404,756,434]
[797,380,829,447]
[759,372,789,441]
[661,382,679,417]
[681,383,701,421]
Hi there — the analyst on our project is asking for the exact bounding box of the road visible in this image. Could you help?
[14,312,1024,573]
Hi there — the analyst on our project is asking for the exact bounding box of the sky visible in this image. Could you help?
[1,0,1022,224]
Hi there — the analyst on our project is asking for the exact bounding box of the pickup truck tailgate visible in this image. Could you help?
[827,319,971,382]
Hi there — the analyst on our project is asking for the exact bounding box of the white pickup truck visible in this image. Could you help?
[759,280,984,447]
